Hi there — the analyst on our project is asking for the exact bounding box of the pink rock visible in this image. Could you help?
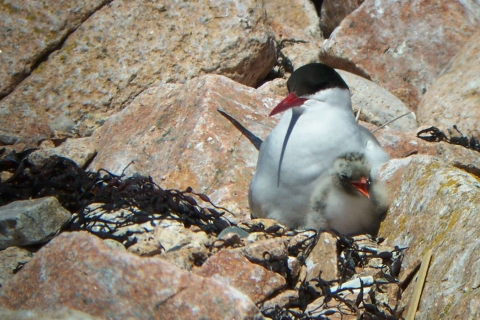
[195,250,286,304]
[0,0,275,146]
[0,231,263,319]
[27,137,97,168]
[0,307,103,320]
[417,30,480,137]
[88,75,280,219]
[265,0,323,40]
[264,0,324,70]
[0,247,34,288]
[305,232,338,282]
[240,237,289,264]
[321,0,480,110]
[0,1,108,98]
[319,0,363,38]
[261,289,299,314]
[257,78,288,97]
[338,70,417,131]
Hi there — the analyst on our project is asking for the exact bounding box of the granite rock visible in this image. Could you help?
[0,0,275,146]
[319,0,363,38]
[417,30,480,137]
[27,137,97,168]
[264,0,323,40]
[195,249,286,304]
[338,70,417,131]
[321,0,480,110]
[0,308,103,320]
[372,125,480,177]
[379,155,480,319]
[264,0,324,73]
[0,247,34,287]
[0,231,264,320]
[0,197,71,250]
[305,232,338,283]
[0,0,109,98]
[88,75,280,219]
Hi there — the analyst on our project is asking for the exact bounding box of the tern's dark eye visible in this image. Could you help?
[340,174,349,181]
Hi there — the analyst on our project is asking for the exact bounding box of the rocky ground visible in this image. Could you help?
[1,0,480,319]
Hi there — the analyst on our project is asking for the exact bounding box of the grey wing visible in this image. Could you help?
[359,125,382,146]
[358,125,389,177]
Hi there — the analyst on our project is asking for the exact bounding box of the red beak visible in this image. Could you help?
[269,92,307,116]
[350,177,370,198]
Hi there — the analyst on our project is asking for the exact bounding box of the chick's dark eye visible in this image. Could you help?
[340,174,349,181]
[367,179,371,188]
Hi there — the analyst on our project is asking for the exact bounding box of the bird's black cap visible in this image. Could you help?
[287,63,349,97]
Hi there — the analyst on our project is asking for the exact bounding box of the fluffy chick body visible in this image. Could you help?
[306,152,389,236]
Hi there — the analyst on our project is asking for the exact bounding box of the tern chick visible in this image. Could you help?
[307,152,389,236]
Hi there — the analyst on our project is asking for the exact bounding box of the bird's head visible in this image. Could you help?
[269,63,350,116]
[332,152,372,198]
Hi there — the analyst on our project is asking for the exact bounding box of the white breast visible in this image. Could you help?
[251,101,361,225]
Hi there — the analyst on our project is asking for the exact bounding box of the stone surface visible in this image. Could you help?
[0,246,34,287]
[239,237,289,264]
[155,220,212,270]
[281,41,323,72]
[0,0,275,146]
[0,197,71,249]
[0,0,109,99]
[321,0,480,109]
[432,142,480,177]
[337,70,417,131]
[264,0,324,72]
[305,232,338,282]
[102,239,126,252]
[257,77,288,97]
[0,308,103,320]
[379,155,480,318]
[195,249,286,304]
[417,30,480,137]
[155,220,211,252]
[27,137,97,168]
[373,282,403,317]
[240,218,290,236]
[370,125,431,159]
[373,126,480,177]
[48,115,77,135]
[286,256,302,282]
[305,296,359,319]
[319,0,363,38]
[261,290,299,315]
[161,245,209,271]
[88,75,280,219]
[0,231,264,319]
[264,0,323,40]
[126,232,161,257]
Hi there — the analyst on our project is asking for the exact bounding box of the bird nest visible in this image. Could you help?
[0,151,407,319]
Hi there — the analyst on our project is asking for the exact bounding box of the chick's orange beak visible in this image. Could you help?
[350,177,370,198]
